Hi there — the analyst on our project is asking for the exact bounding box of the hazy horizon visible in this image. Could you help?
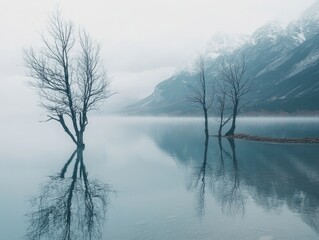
[0,0,317,117]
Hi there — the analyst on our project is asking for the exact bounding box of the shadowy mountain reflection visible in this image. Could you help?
[26,148,111,240]
[150,125,319,234]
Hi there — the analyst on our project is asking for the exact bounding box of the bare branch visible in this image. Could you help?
[218,53,253,136]
[187,54,214,135]
[24,11,114,147]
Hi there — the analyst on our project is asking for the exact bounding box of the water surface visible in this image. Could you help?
[1,117,319,240]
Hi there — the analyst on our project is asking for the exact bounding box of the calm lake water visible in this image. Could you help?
[1,117,319,240]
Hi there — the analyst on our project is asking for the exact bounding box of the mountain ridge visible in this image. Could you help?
[124,2,319,116]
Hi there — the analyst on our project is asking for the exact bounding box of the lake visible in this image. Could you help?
[1,117,319,240]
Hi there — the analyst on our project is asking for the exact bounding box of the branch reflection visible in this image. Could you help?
[26,148,112,240]
[188,135,246,217]
[150,124,319,234]
[187,134,212,217]
[218,138,245,216]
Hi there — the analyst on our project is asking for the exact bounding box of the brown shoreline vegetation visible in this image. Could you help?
[213,133,319,144]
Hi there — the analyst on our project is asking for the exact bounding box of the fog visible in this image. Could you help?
[0,0,316,116]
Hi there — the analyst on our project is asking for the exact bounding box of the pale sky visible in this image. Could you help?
[0,0,316,116]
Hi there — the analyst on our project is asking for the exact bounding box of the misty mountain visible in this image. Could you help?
[124,1,319,115]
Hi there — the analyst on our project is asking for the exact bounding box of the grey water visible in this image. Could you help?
[1,117,319,240]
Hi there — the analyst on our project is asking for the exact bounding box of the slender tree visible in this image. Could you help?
[24,12,114,148]
[216,84,232,137]
[219,54,252,136]
[188,55,214,137]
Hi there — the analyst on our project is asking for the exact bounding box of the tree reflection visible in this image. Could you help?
[26,148,111,240]
[217,138,245,216]
[196,134,210,217]
[151,124,319,234]
[187,134,212,217]
[188,135,246,217]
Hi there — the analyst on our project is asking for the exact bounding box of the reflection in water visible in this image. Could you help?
[217,138,245,216]
[188,135,245,217]
[187,134,211,217]
[26,148,111,240]
[150,123,319,235]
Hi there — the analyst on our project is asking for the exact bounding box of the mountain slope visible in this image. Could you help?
[125,2,319,115]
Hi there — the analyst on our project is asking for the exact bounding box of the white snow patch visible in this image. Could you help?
[251,21,285,45]
[256,55,288,77]
[269,84,302,101]
[286,49,319,79]
[296,32,306,43]
[205,32,248,59]
[280,84,303,99]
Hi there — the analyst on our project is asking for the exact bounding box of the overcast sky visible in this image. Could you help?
[0,0,316,116]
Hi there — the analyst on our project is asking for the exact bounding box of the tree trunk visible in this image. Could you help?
[225,100,238,136]
[218,118,223,137]
[218,108,223,137]
[77,131,85,149]
[203,107,209,137]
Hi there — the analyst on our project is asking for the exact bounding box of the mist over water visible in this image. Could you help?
[1,117,319,240]
[1,1,319,239]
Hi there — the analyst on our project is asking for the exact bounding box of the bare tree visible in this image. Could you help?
[216,84,232,137]
[188,55,214,137]
[24,12,114,148]
[219,54,252,136]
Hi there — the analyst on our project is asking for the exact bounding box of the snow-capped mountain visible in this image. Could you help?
[287,1,319,45]
[250,21,285,45]
[205,32,249,59]
[125,1,319,115]
[179,32,248,75]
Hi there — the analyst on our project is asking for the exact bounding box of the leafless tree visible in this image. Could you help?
[26,148,112,240]
[188,55,214,136]
[24,12,114,148]
[216,84,232,137]
[219,54,252,136]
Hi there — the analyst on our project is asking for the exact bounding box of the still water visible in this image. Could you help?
[1,117,319,240]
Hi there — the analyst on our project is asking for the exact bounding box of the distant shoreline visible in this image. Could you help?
[220,134,319,144]
[119,111,319,117]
